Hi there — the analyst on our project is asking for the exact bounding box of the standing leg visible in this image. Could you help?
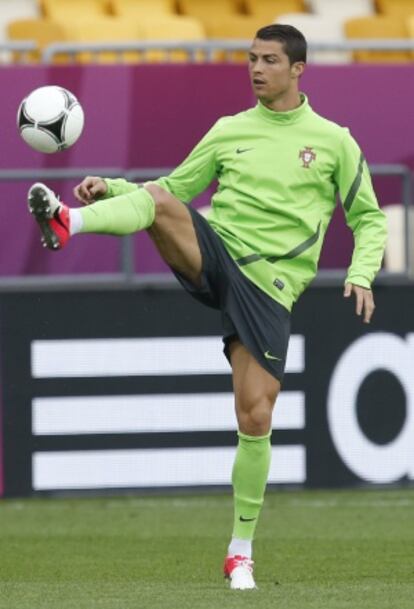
[224,339,281,589]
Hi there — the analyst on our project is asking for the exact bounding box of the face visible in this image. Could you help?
[248,38,305,104]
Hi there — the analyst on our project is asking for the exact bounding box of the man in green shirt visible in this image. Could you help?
[27,24,387,590]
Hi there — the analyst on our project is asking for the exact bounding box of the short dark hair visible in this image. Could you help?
[255,24,307,64]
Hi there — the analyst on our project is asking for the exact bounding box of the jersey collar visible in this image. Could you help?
[256,93,310,125]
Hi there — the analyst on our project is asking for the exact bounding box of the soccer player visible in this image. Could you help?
[27,25,387,590]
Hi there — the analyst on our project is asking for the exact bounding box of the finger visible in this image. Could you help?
[73,184,89,204]
[355,288,363,316]
[79,181,94,202]
[343,283,352,298]
[363,293,375,324]
[90,181,105,197]
[73,184,81,200]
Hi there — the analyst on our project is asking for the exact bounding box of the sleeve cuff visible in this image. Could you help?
[345,274,371,289]
[102,178,138,199]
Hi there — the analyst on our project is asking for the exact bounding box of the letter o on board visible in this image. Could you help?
[327,333,414,483]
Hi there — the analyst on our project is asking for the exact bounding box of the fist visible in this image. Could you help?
[73,176,107,205]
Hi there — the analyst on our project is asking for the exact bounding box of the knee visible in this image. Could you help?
[144,183,171,219]
[237,394,275,436]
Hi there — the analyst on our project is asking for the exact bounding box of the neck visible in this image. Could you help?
[260,90,302,113]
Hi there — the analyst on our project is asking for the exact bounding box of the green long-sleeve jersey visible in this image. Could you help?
[110,94,387,312]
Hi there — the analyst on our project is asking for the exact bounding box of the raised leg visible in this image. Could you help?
[144,184,203,287]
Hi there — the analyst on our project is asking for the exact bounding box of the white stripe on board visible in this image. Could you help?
[32,391,304,435]
[287,335,304,373]
[31,335,304,378]
[32,445,306,490]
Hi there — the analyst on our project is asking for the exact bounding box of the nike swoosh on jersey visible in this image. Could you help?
[236,147,254,154]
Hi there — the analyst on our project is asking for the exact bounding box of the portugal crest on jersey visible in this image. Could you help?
[299,147,316,168]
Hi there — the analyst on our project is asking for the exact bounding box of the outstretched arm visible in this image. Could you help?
[73,118,225,206]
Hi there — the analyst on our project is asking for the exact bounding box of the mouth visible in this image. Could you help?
[252,78,266,87]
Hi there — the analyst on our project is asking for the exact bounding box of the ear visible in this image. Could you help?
[291,62,305,79]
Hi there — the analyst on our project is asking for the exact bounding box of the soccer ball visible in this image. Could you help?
[17,85,84,153]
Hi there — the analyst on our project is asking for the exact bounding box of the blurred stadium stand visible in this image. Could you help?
[308,0,375,20]
[0,0,39,44]
[111,0,177,18]
[0,0,414,64]
[40,0,110,19]
[376,0,414,17]
[276,13,351,63]
[244,0,307,21]
[344,15,412,62]
[176,0,261,43]
[7,18,67,63]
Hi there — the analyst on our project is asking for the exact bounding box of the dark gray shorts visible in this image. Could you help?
[172,206,291,382]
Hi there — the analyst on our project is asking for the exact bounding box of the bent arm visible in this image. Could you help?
[102,119,224,202]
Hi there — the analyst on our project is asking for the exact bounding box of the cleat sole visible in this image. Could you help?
[28,186,61,251]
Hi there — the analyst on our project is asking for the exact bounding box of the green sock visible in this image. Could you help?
[232,430,272,540]
[79,187,155,235]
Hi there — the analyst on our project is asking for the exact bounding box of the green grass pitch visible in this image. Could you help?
[1,488,413,609]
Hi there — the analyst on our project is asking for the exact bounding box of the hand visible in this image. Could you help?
[344,283,375,324]
[73,176,107,205]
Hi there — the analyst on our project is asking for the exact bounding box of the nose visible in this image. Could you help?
[252,58,264,75]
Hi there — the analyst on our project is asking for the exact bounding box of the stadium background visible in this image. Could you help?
[0,1,413,497]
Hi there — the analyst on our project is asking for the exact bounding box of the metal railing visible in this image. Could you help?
[0,38,413,64]
[0,38,408,64]
[369,165,413,277]
[40,39,414,63]
[0,164,412,281]
[0,167,170,283]
[0,40,36,63]
[1,38,414,64]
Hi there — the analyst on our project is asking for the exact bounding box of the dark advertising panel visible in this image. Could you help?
[0,282,412,497]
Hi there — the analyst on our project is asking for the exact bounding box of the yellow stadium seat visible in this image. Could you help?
[406,15,414,58]
[110,0,176,18]
[139,15,205,41]
[345,16,411,62]
[376,0,414,18]
[7,18,67,63]
[40,0,110,20]
[204,15,263,62]
[138,15,206,62]
[407,14,414,31]
[62,18,142,63]
[178,0,256,43]
[244,0,307,21]
[178,0,240,24]
[206,15,263,38]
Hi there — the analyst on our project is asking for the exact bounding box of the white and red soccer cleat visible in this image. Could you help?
[223,555,257,590]
[28,182,70,250]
